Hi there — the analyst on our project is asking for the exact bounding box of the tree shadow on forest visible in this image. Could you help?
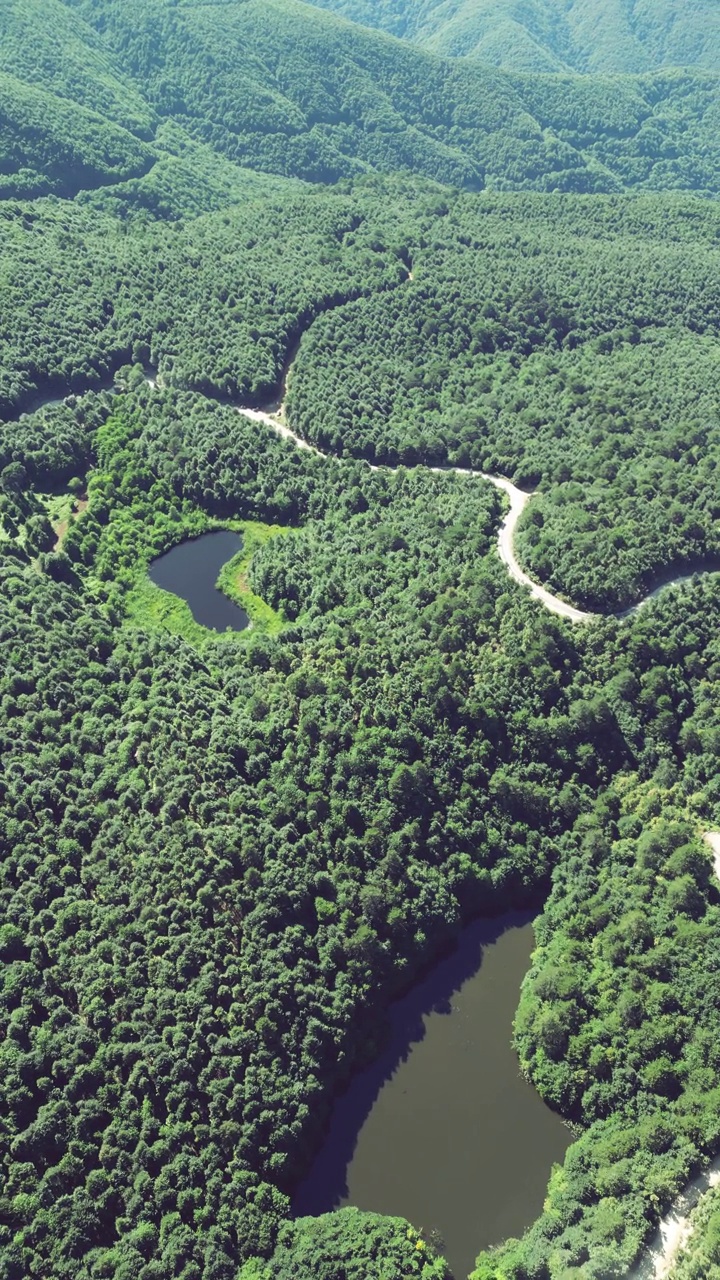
[292,909,534,1219]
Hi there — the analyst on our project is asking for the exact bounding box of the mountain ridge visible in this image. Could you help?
[28,0,719,202]
[300,0,720,75]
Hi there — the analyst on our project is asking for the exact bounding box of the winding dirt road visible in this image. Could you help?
[486,475,592,624]
[236,402,597,621]
[232,295,717,628]
[17,275,715,628]
[239,402,704,625]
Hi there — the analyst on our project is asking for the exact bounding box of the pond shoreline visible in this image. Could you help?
[293,913,571,1280]
[148,529,249,633]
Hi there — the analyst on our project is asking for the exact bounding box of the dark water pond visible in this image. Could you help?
[294,915,570,1280]
[149,531,249,632]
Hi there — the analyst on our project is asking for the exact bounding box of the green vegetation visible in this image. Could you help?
[216,523,289,638]
[3,379,608,1280]
[498,805,720,1273]
[240,1209,451,1279]
[5,181,720,611]
[125,518,288,646]
[6,360,720,1280]
[87,0,720,196]
[0,71,153,200]
[3,2,720,1278]
[0,0,155,133]
[36,487,81,551]
[0,0,716,199]
[286,190,720,610]
[303,0,720,74]
[672,1183,720,1279]
[0,191,406,414]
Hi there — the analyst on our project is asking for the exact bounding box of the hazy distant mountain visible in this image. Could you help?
[0,0,714,204]
[0,0,691,202]
[303,0,720,74]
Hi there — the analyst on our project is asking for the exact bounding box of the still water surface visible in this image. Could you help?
[149,531,249,632]
[295,916,570,1279]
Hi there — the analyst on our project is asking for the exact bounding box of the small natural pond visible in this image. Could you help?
[294,915,571,1280]
[149,531,249,632]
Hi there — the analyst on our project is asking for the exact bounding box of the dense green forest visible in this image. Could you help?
[2,2,720,1279]
[285,191,720,610]
[1,0,719,198]
[302,0,720,74]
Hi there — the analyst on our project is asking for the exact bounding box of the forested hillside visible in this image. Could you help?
[6,0,715,198]
[284,190,720,610]
[2,1,720,1279]
[303,0,720,74]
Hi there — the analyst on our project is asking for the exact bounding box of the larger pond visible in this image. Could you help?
[149,531,249,632]
[294,915,571,1280]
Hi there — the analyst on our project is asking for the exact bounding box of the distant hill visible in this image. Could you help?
[0,71,153,199]
[0,0,154,134]
[302,0,720,74]
[0,0,154,197]
[50,0,720,200]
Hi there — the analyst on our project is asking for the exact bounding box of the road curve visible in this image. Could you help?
[237,398,720,626]
[237,405,598,623]
[19,281,715,627]
[237,406,324,455]
[482,474,593,624]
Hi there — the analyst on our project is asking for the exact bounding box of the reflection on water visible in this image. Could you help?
[149,531,249,632]
[294,915,570,1280]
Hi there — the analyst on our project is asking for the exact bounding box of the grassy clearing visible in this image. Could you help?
[39,489,74,529]
[37,485,85,548]
[216,519,288,637]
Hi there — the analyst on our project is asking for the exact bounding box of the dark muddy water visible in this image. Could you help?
[294,916,571,1279]
[149,531,249,632]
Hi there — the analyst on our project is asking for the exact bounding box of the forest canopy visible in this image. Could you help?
[300,0,720,74]
[2,2,720,1280]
